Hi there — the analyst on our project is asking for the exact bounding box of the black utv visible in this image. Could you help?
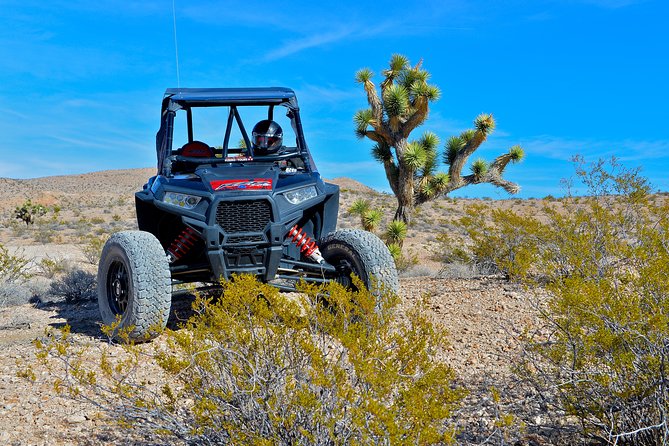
[97,87,398,341]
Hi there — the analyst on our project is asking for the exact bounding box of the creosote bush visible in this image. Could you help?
[454,157,669,444]
[81,234,107,265]
[32,275,464,445]
[455,204,544,279]
[0,243,31,283]
[0,244,33,307]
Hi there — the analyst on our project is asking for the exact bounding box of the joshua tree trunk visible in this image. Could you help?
[394,165,414,223]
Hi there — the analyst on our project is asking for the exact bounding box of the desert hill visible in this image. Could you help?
[0,168,378,212]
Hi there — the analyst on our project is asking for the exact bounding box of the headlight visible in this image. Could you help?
[284,185,317,204]
[162,192,202,209]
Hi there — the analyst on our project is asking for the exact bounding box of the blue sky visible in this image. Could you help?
[1,0,667,198]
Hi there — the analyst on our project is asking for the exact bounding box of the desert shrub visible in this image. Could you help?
[48,269,96,303]
[463,157,669,443]
[81,234,107,265]
[0,243,31,283]
[394,248,419,275]
[33,275,464,444]
[433,232,473,265]
[432,156,669,442]
[518,159,669,444]
[0,282,34,307]
[37,256,71,279]
[0,245,34,307]
[385,239,417,274]
[456,204,545,279]
[33,223,57,244]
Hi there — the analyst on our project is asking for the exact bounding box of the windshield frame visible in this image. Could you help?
[155,88,315,176]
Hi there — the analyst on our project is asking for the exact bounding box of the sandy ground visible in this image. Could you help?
[0,274,546,445]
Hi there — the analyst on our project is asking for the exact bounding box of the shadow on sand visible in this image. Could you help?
[38,291,201,339]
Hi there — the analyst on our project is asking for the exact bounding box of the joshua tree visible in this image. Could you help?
[13,199,47,226]
[354,54,525,223]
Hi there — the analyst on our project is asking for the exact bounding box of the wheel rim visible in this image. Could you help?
[329,256,359,289]
[107,260,129,315]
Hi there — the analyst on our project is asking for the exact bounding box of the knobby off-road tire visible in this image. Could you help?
[320,229,399,295]
[97,231,171,342]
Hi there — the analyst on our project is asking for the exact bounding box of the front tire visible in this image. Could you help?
[320,229,399,295]
[97,231,171,342]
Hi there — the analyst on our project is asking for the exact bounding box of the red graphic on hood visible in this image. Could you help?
[210,178,273,191]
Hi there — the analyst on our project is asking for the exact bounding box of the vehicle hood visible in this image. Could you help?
[194,165,317,194]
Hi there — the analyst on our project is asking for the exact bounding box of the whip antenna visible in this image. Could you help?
[172,0,181,88]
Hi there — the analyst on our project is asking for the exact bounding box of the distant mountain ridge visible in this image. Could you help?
[0,168,378,212]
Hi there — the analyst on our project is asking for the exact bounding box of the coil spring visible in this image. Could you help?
[167,227,199,262]
[288,225,324,263]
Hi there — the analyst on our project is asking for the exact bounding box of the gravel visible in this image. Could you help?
[0,274,576,445]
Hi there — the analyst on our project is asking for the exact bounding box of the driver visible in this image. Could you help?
[251,120,283,156]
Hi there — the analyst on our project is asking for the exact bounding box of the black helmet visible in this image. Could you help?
[252,120,283,155]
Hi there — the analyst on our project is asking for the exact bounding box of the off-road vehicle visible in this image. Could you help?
[97,87,398,340]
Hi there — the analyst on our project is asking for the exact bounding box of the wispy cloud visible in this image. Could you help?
[260,22,393,62]
[297,84,362,111]
[0,108,30,120]
[263,28,356,62]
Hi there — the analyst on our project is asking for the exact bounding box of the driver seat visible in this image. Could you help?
[180,141,214,158]
[173,141,214,173]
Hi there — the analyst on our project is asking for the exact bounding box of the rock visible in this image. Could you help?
[66,414,87,424]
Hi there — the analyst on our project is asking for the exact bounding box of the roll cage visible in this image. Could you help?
[155,87,315,176]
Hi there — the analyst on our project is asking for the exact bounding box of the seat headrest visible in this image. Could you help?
[180,141,213,158]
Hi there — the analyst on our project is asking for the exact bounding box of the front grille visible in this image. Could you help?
[215,200,271,234]
[227,234,265,244]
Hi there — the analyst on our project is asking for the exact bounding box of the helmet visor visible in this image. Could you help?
[253,133,280,150]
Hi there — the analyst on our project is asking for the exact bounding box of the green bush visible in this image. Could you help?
[0,244,33,307]
[520,159,669,444]
[456,204,545,279]
[81,234,107,265]
[36,256,70,279]
[0,243,31,283]
[461,157,669,443]
[33,275,464,444]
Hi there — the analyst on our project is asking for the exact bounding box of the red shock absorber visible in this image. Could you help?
[167,227,200,263]
[288,225,324,264]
